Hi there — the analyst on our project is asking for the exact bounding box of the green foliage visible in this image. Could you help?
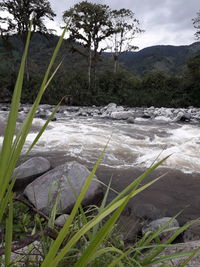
[0,0,56,43]
[63,1,113,53]
[63,1,115,91]
[109,8,143,72]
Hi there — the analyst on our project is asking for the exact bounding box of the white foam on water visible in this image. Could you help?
[154,116,172,122]
[21,118,200,173]
[135,125,200,173]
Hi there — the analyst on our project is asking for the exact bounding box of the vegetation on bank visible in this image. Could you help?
[0,1,199,107]
[0,33,200,107]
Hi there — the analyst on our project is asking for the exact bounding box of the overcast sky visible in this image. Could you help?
[48,0,199,50]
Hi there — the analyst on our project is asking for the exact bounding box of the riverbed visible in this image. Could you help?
[1,104,200,223]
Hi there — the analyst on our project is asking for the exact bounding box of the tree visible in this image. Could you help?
[0,0,56,81]
[0,0,56,44]
[63,1,114,92]
[108,8,143,72]
[187,55,200,81]
[193,10,200,39]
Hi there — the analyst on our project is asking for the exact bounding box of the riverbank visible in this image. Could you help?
[25,150,200,226]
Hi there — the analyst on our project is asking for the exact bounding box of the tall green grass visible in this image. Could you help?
[0,21,199,266]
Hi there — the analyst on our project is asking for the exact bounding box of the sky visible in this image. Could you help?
[48,0,200,50]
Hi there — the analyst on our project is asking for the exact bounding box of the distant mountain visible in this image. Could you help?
[0,33,113,75]
[115,42,200,75]
[0,33,199,76]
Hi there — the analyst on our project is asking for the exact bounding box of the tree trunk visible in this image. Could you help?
[114,54,119,73]
[88,49,92,91]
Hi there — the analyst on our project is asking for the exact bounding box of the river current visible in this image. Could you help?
[22,114,200,174]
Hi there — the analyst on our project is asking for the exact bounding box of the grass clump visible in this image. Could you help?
[0,20,199,267]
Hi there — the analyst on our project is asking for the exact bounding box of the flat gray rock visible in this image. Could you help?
[13,157,51,189]
[24,161,103,215]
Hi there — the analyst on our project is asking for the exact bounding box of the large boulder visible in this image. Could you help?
[24,161,103,215]
[13,157,51,189]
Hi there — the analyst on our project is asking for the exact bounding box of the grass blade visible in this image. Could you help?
[41,143,108,266]
[5,195,14,266]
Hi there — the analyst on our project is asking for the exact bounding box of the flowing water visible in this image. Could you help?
[23,115,200,174]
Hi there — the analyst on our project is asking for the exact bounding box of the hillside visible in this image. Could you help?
[0,33,199,107]
[0,33,113,76]
[0,33,200,77]
[116,42,200,75]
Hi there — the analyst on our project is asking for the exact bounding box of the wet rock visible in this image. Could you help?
[101,103,117,115]
[142,217,179,241]
[55,214,70,227]
[183,220,200,242]
[110,111,134,120]
[13,157,51,189]
[142,113,152,119]
[127,116,135,124]
[133,203,162,221]
[174,111,191,122]
[35,110,51,120]
[24,161,103,215]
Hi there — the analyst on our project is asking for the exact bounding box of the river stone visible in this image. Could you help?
[13,157,51,189]
[55,214,70,227]
[142,217,179,241]
[174,111,191,122]
[110,111,134,120]
[101,103,117,115]
[24,161,103,215]
[127,116,135,124]
[183,220,200,242]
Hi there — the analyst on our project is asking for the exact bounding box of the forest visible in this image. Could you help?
[0,0,199,107]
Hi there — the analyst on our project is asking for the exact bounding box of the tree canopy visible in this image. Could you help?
[0,0,56,41]
[193,10,200,39]
[63,1,115,90]
[108,8,143,72]
[63,1,113,55]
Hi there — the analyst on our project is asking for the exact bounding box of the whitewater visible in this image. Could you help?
[23,114,200,174]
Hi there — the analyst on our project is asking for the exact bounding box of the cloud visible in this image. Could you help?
[48,0,200,48]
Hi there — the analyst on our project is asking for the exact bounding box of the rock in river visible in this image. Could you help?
[24,161,103,215]
[13,157,51,189]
